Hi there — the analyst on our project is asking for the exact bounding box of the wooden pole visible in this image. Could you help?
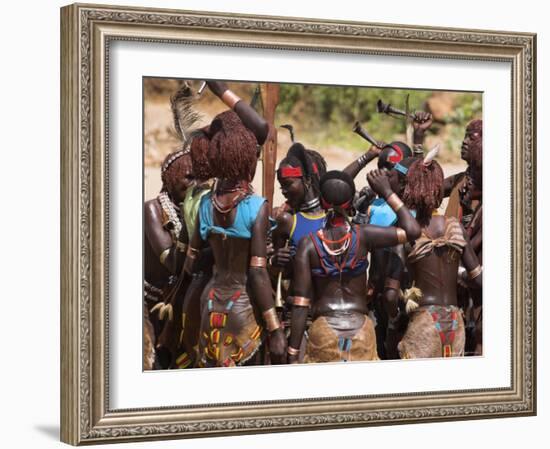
[260,83,280,213]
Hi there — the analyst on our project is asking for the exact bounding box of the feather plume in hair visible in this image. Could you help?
[170,82,202,147]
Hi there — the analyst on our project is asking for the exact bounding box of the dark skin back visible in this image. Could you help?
[288,170,421,362]
[384,214,482,319]
[185,187,287,363]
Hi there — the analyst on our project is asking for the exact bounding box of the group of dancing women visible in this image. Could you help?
[143,81,483,369]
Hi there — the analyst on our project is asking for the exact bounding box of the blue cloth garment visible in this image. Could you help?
[368,198,416,227]
[289,211,326,254]
[199,193,268,240]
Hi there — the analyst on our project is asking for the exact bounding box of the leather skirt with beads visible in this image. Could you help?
[304,311,379,363]
[197,281,264,368]
[398,305,465,359]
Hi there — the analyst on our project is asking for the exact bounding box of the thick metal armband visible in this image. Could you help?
[468,265,483,280]
[221,89,241,109]
[293,296,311,307]
[262,307,281,332]
[287,346,300,356]
[386,192,404,212]
[250,256,267,268]
[395,227,407,244]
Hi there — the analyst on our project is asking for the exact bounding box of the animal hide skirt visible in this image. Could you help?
[398,305,465,359]
[143,301,156,370]
[197,283,264,368]
[304,312,379,363]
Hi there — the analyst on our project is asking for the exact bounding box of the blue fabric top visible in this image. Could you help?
[289,211,326,254]
[368,198,416,227]
[309,226,369,278]
[199,193,267,241]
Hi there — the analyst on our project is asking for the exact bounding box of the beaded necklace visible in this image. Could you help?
[158,191,182,242]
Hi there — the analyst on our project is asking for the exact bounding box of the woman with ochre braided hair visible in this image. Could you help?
[385,149,483,359]
[183,81,286,367]
[288,169,421,363]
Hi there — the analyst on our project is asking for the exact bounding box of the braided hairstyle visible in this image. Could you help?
[403,159,444,223]
[189,128,212,182]
[160,150,192,195]
[191,110,258,182]
[277,143,324,197]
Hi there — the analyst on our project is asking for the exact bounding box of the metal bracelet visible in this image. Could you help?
[386,192,404,212]
[221,89,241,109]
[186,246,199,259]
[468,265,483,280]
[396,227,407,244]
[293,296,311,307]
[250,256,267,268]
[262,307,281,332]
[159,248,170,266]
[287,346,300,356]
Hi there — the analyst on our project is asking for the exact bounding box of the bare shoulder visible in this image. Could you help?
[144,198,162,222]
[274,210,294,236]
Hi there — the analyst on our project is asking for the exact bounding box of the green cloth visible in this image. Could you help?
[182,186,210,239]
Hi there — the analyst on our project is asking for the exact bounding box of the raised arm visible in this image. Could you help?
[459,228,482,290]
[144,200,187,275]
[206,80,269,145]
[412,111,433,146]
[288,236,314,364]
[364,169,421,247]
[248,202,287,363]
[343,143,382,180]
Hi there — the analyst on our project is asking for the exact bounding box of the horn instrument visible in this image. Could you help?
[376,99,415,120]
[352,121,379,147]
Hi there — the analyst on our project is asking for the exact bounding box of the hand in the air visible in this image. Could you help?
[412,111,433,132]
[206,80,229,98]
[268,328,287,364]
[367,169,393,199]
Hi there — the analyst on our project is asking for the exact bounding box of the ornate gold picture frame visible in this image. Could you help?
[60,3,536,445]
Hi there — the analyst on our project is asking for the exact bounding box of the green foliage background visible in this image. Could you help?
[276,84,481,161]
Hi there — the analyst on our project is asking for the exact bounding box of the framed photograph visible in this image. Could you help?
[60,3,536,445]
